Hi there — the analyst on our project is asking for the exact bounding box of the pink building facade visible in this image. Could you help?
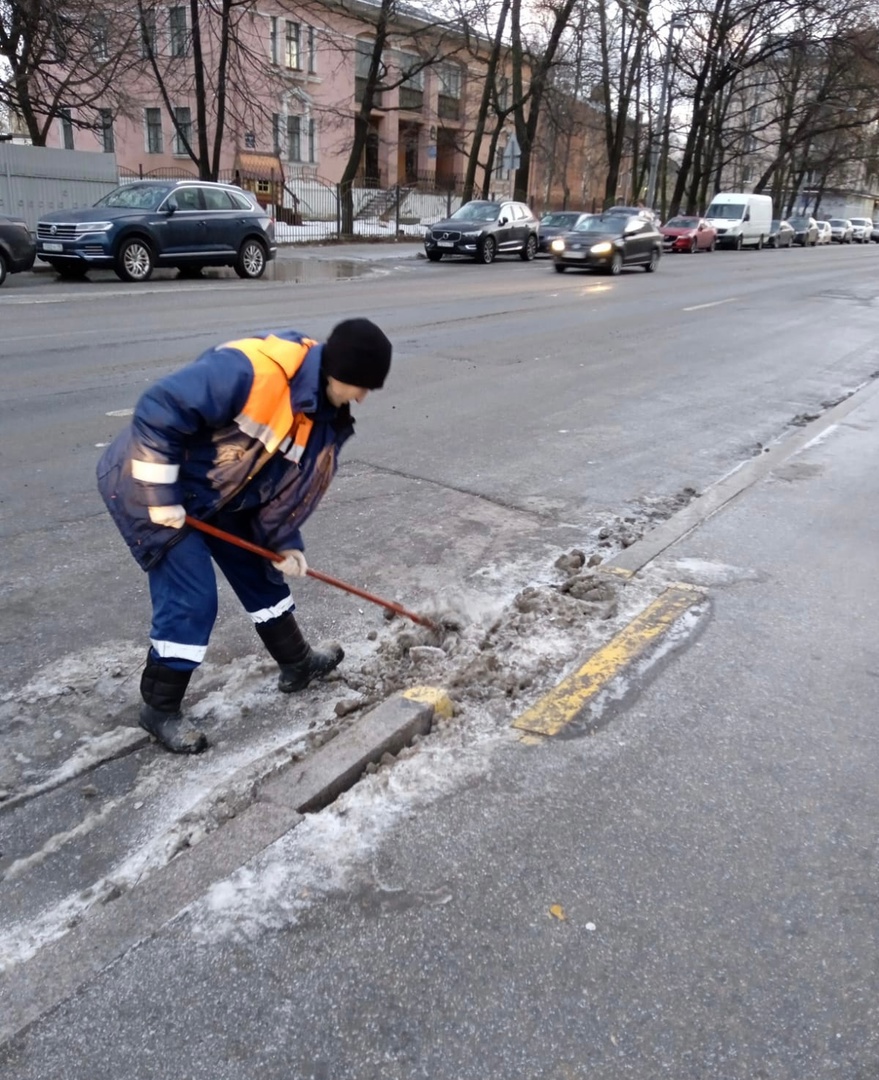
[45,1,516,204]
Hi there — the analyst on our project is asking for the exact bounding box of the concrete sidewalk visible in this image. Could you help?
[276,238,424,262]
[3,385,878,1078]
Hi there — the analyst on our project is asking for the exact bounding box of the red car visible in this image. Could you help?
[660,215,717,253]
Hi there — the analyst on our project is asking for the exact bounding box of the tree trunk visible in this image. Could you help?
[462,0,510,204]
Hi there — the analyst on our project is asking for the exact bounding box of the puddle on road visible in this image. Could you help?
[12,258,382,291]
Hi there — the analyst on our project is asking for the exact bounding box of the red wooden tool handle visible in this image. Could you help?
[184,515,437,630]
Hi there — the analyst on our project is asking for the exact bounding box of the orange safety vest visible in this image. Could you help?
[224,334,316,462]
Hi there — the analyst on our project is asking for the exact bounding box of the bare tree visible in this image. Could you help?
[508,0,581,202]
[0,0,138,145]
[135,0,284,180]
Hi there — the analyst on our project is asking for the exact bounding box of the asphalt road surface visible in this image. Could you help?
[1,243,878,1078]
[2,243,877,681]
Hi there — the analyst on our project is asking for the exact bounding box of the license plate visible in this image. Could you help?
[41,242,64,252]
[437,241,454,248]
[566,250,586,259]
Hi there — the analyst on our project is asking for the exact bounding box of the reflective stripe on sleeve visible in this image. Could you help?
[132,460,180,484]
[247,594,295,624]
[149,638,207,663]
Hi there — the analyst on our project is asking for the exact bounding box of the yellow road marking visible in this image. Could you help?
[512,584,705,737]
[401,685,455,720]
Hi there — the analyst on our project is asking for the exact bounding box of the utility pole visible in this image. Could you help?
[645,15,684,212]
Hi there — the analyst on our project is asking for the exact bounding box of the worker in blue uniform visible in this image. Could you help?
[97,318,392,754]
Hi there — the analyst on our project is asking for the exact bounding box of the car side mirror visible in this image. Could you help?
[164,197,178,214]
[498,216,509,226]
[744,211,751,222]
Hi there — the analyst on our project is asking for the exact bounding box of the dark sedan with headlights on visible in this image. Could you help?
[550,213,662,274]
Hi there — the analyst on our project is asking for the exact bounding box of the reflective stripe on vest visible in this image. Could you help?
[225,335,316,456]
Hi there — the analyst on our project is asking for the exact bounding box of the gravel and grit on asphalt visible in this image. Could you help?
[0,489,705,967]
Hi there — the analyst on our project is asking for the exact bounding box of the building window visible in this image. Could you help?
[287,115,301,161]
[355,39,382,105]
[145,107,163,153]
[437,62,462,120]
[51,15,69,62]
[308,118,316,163]
[285,21,300,69]
[307,26,316,73]
[173,106,192,155]
[93,15,109,60]
[99,109,115,153]
[269,16,278,64]
[140,9,157,58]
[398,52,423,110]
[244,130,256,149]
[169,6,188,58]
[60,109,74,150]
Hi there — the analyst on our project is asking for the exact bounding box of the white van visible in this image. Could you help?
[704,192,774,250]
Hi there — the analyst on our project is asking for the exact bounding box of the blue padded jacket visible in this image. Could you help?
[96,330,354,570]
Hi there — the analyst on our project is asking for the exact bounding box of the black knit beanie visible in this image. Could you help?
[322,318,392,390]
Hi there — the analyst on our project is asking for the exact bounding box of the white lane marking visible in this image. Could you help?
[683,297,739,311]
[0,282,263,305]
[106,409,134,417]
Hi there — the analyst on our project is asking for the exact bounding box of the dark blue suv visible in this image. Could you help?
[36,180,276,282]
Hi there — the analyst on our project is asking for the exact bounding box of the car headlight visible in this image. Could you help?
[461,231,482,239]
[76,222,114,233]
[590,241,613,254]
[550,238,566,252]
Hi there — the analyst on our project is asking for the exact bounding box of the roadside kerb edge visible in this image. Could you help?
[608,375,879,575]
[0,690,443,1048]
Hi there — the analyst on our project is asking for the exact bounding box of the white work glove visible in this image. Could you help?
[148,504,186,529]
[277,549,308,577]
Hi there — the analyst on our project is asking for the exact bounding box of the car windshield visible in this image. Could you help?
[789,218,809,226]
[665,217,698,228]
[829,219,847,226]
[706,203,746,219]
[575,215,630,234]
[449,202,499,222]
[95,184,170,209]
[541,212,582,227]
[771,220,783,228]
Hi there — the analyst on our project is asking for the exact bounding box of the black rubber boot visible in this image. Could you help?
[139,659,208,754]
[256,611,344,693]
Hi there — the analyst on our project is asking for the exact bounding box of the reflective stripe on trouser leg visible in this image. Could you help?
[203,526,294,624]
[148,529,219,671]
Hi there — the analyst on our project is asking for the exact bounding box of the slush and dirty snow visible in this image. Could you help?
[1,504,707,967]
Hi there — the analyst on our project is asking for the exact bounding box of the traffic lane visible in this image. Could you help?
[2,246,877,524]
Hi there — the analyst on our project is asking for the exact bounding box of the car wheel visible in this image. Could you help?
[756,235,764,250]
[0,252,7,287]
[478,236,496,264]
[708,239,716,252]
[644,249,659,272]
[553,263,567,273]
[115,238,154,282]
[690,238,698,253]
[519,234,538,261]
[426,251,443,262]
[235,238,267,279]
[735,235,743,251]
[609,251,623,275]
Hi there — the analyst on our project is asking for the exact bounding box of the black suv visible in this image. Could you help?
[0,213,36,286]
[424,200,539,264]
[36,180,276,282]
